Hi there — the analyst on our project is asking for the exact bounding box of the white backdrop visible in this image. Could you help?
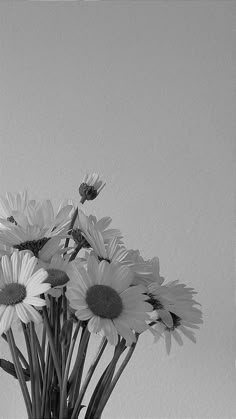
[0,2,235,418]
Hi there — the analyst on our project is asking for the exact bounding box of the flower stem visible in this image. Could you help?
[69,326,90,411]
[64,207,78,251]
[22,323,36,418]
[59,321,81,419]
[96,335,139,418]
[2,332,29,370]
[69,243,83,262]
[42,306,62,389]
[29,322,41,419]
[71,337,107,419]
[84,338,126,419]
[6,329,32,418]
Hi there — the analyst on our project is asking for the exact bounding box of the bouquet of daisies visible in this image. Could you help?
[0,174,202,419]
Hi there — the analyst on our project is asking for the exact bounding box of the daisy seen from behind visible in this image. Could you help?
[147,280,203,354]
[66,255,152,346]
[38,252,71,298]
[0,250,51,335]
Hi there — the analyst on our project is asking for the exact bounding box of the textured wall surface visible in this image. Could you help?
[0,2,235,418]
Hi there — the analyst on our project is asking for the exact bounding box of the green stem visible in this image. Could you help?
[22,323,36,418]
[69,326,90,410]
[30,322,41,419]
[69,243,83,262]
[71,337,107,419]
[2,332,29,370]
[84,339,126,419]
[6,329,32,418]
[42,306,62,389]
[34,330,45,374]
[41,344,51,418]
[96,335,139,418]
[64,207,78,251]
[59,321,81,419]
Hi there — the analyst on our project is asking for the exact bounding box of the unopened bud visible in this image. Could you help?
[79,173,105,203]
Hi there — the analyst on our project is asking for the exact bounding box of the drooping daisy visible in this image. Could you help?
[78,173,106,203]
[147,280,203,354]
[0,251,50,335]
[66,255,152,346]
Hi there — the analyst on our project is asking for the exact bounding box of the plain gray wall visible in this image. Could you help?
[0,2,235,418]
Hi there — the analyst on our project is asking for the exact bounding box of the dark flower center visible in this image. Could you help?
[98,256,111,263]
[78,183,98,201]
[46,268,70,288]
[14,237,50,257]
[86,284,123,319]
[0,283,26,305]
[7,216,17,225]
[72,229,91,248]
[147,293,164,310]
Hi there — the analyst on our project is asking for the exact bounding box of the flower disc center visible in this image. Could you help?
[0,283,26,305]
[86,285,123,319]
[46,269,70,288]
[14,237,50,257]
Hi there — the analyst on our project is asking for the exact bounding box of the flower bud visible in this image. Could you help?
[79,173,105,203]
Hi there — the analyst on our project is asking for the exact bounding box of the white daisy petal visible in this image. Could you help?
[16,303,31,323]
[178,326,197,343]
[25,269,48,287]
[172,330,184,346]
[75,308,93,320]
[0,306,15,333]
[158,309,173,328]
[19,254,37,284]
[110,265,133,293]
[113,318,136,346]
[88,315,102,334]
[26,283,50,297]
[165,332,172,355]
[22,303,42,323]
[23,296,46,307]
[1,255,13,284]
[0,305,7,318]
[100,318,118,346]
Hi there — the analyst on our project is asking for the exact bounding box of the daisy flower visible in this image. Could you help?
[0,225,64,263]
[0,251,50,335]
[0,191,31,229]
[147,280,203,354]
[0,199,74,262]
[79,173,106,203]
[11,199,73,236]
[66,255,152,346]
